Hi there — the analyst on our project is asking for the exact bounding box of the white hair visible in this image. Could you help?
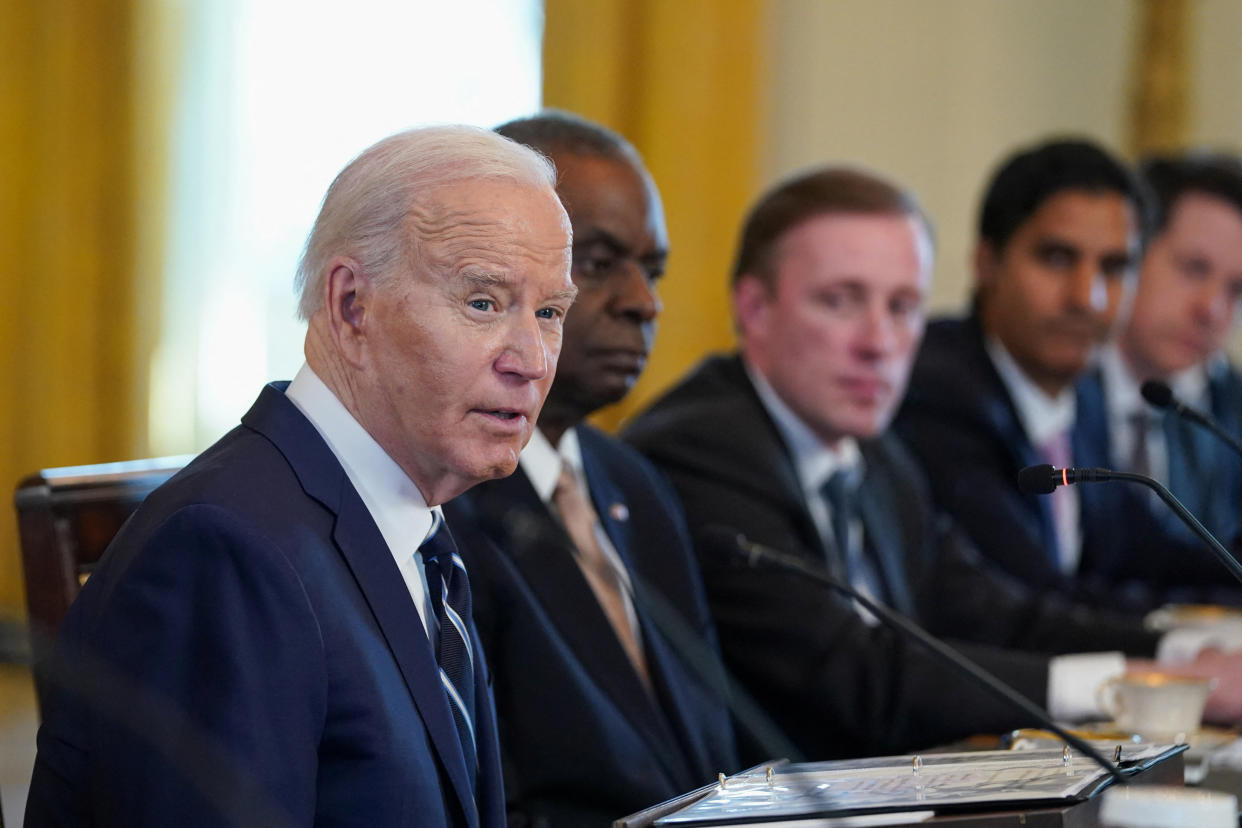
[294,124,558,320]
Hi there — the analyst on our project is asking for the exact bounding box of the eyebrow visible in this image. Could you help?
[462,271,511,289]
[548,285,580,305]
[463,270,578,305]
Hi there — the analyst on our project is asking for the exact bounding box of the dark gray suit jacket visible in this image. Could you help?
[624,355,1157,763]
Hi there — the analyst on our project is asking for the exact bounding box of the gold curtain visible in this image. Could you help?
[1128,0,1192,156]
[543,0,769,431]
[0,0,166,616]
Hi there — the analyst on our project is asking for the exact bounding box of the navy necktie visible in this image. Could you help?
[420,514,477,785]
[821,469,858,580]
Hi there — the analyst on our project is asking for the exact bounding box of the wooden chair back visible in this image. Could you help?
[15,456,191,711]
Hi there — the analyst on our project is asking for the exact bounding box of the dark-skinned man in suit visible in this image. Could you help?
[444,111,737,827]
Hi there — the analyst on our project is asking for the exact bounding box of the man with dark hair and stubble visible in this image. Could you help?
[444,110,736,827]
[623,162,1242,765]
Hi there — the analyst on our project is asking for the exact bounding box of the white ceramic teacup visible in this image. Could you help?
[1097,672,1215,741]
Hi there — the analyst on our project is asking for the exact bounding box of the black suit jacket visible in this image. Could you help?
[896,316,1242,609]
[443,425,737,827]
[623,354,1157,763]
[26,383,504,828]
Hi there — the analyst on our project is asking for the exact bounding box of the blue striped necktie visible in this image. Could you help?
[420,514,477,786]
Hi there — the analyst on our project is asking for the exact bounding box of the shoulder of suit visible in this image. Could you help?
[623,353,754,445]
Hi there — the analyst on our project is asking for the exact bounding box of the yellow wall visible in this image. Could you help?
[0,0,174,619]
[544,0,769,431]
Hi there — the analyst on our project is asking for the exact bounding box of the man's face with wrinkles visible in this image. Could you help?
[357,177,575,499]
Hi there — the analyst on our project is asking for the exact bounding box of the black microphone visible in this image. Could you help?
[1140,379,1242,460]
[1017,464,1242,586]
[699,526,1127,786]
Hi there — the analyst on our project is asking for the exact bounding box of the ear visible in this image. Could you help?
[733,274,771,343]
[323,257,372,368]
[973,241,999,294]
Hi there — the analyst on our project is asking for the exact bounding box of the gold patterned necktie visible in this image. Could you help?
[552,463,650,688]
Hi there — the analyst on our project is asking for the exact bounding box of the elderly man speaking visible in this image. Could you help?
[25,126,574,828]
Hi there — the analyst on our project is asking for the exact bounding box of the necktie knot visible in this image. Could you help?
[821,468,859,512]
[1037,430,1072,469]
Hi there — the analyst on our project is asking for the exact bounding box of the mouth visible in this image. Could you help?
[592,349,649,373]
[839,377,893,402]
[471,408,531,431]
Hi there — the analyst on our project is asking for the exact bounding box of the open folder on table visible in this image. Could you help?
[616,744,1187,827]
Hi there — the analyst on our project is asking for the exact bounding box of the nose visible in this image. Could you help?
[494,313,549,381]
[1198,282,1234,330]
[1068,264,1108,313]
[856,300,898,358]
[611,262,661,323]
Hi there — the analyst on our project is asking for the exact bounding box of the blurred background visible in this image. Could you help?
[3,0,1239,636]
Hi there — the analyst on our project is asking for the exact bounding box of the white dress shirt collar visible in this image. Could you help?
[1101,342,1211,417]
[985,337,1077,447]
[744,358,863,495]
[285,363,436,632]
[1100,342,1146,422]
[520,425,585,504]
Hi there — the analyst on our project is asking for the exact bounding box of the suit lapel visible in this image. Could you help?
[855,461,916,617]
[332,497,476,825]
[242,383,477,827]
[578,434,709,783]
[1073,377,1123,575]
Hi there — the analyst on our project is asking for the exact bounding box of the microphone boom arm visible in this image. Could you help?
[729,533,1128,786]
[1073,468,1242,587]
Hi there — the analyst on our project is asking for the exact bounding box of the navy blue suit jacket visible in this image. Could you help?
[25,383,505,828]
[443,425,737,827]
[1081,361,1242,602]
[896,316,1242,609]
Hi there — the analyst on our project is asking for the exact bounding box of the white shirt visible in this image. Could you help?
[744,357,1124,720]
[519,426,642,639]
[285,364,436,636]
[985,337,1082,573]
[745,363,886,622]
[1100,342,1211,485]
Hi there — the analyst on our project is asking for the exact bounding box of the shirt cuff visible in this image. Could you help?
[1047,652,1126,721]
[1156,624,1242,664]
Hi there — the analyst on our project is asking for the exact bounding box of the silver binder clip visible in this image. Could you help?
[766,766,775,788]
[718,772,727,790]
[1062,745,1072,766]
[912,755,923,774]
